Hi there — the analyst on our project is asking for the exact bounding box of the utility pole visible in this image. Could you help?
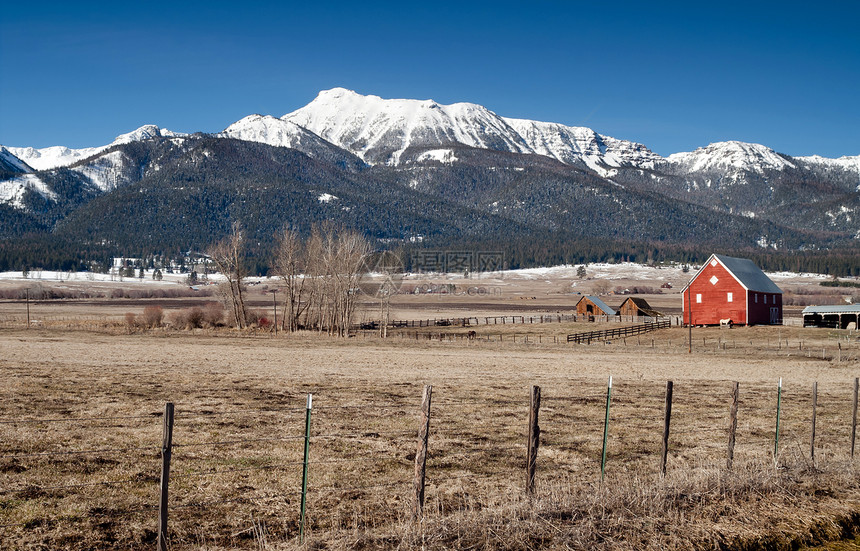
[687,288,692,353]
[271,289,278,336]
[26,288,30,328]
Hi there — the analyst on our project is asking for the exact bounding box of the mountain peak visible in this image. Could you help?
[667,140,795,173]
[112,124,181,145]
[4,125,184,171]
[282,88,531,165]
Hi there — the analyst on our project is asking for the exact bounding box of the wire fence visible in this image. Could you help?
[1,377,858,548]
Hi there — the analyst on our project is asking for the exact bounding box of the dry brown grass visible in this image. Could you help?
[1,327,859,550]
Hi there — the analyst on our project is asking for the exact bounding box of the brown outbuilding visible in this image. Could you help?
[617,297,663,318]
[575,296,616,318]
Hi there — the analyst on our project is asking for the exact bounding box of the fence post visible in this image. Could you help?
[600,376,612,482]
[774,378,782,465]
[852,377,859,460]
[157,402,175,551]
[661,380,673,476]
[413,385,432,518]
[811,382,818,466]
[300,394,313,543]
[526,385,541,494]
[727,382,739,470]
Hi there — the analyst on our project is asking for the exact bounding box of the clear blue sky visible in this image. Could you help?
[2,1,858,157]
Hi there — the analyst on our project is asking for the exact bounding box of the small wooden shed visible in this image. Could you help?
[617,297,663,318]
[575,296,616,317]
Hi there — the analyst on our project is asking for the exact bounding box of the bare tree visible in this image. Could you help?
[592,280,613,296]
[272,225,371,337]
[273,227,308,332]
[208,221,248,329]
[331,231,371,337]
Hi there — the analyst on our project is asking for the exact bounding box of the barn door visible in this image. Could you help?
[770,307,779,324]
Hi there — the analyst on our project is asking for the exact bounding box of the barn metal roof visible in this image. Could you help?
[581,296,616,316]
[712,254,783,294]
[802,305,860,315]
[682,254,783,294]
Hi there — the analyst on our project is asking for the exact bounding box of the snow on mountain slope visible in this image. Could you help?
[6,144,109,171]
[219,114,361,166]
[4,125,184,171]
[113,124,184,145]
[282,88,532,165]
[504,118,663,176]
[69,151,129,192]
[281,88,666,173]
[797,154,860,177]
[0,147,33,173]
[666,141,796,174]
[222,115,320,148]
[0,174,56,208]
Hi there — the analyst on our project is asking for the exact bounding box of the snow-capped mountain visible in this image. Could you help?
[220,114,363,167]
[4,124,184,171]
[503,118,663,176]
[278,88,670,174]
[222,115,324,149]
[797,154,860,182]
[281,88,533,165]
[2,88,857,252]
[666,141,797,175]
[5,144,108,172]
[0,147,32,174]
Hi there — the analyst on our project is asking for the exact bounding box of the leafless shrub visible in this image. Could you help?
[186,307,204,329]
[167,307,205,330]
[168,310,186,329]
[142,306,163,328]
[0,286,103,300]
[124,312,137,332]
[245,310,269,328]
[783,290,849,306]
[202,303,224,327]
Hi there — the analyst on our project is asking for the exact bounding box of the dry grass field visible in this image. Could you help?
[1,267,860,550]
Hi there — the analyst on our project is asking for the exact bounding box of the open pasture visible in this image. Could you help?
[2,325,860,550]
[1,265,859,549]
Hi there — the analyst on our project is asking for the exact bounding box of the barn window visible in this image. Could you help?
[696,293,702,303]
[711,259,718,267]
[727,292,733,302]
[755,294,758,303]
[710,275,719,285]
[764,295,768,304]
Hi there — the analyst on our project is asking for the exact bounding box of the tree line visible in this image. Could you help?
[208,223,370,336]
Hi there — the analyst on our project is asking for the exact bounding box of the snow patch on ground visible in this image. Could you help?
[0,270,192,285]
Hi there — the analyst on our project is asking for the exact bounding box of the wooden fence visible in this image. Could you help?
[2,377,859,548]
[358,313,665,330]
[567,319,672,343]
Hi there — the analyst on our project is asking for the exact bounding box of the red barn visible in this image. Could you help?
[682,254,782,326]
